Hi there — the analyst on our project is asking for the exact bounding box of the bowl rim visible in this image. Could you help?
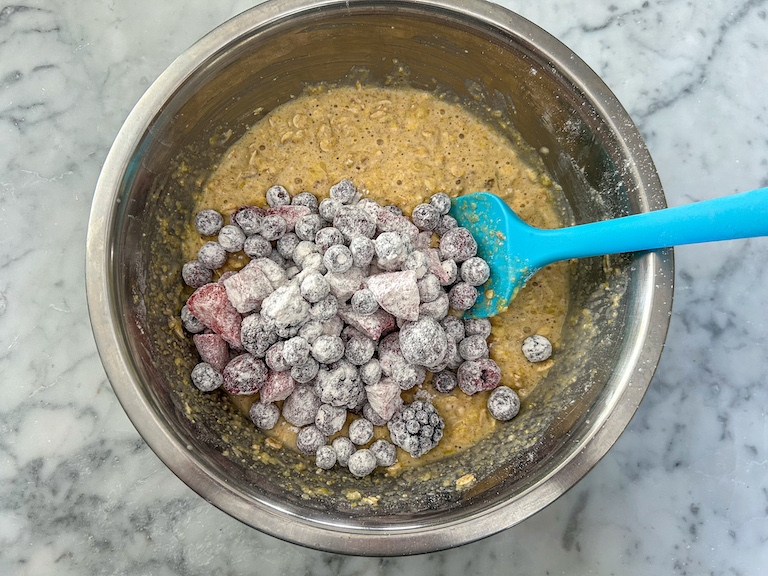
[86,0,673,556]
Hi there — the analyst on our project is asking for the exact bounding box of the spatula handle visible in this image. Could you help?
[539,187,768,263]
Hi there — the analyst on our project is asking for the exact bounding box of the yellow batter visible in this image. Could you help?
[184,84,570,471]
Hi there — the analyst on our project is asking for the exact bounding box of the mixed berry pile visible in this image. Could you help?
[180,180,552,477]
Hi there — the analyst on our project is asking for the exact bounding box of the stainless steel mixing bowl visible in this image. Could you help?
[86,0,673,555]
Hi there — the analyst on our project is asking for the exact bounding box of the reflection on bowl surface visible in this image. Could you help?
[86,0,672,556]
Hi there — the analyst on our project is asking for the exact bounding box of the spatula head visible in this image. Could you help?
[450,192,541,318]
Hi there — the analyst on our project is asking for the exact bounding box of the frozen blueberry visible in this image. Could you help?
[292,191,319,212]
[267,250,286,267]
[260,214,287,241]
[249,402,280,430]
[360,359,381,386]
[329,178,358,204]
[282,336,310,367]
[282,386,322,426]
[429,192,452,215]
[457,358,502,395]
[315,403,347,435]
[292,241,318,267]
[218,225,246,253]
[374,231,407,270]
[487,386,521,421]
[387,400,444,458]
[439,259,458,286]
[197,241,227,270]
[191,362,223,392]
[435,214,458,237]
[233,206,264,235]
[363,402,388,426]
[458,335,489,361]
[291,357,319,384]
[315,445,337,469]
[348,449,377,477]
[300,252,326,274]
[464,318,492,339]
[398,318,448,367]
[522,334,552,363]
[322,314,344,337]
[448,283,478,311]
[332,436,355,467]
[351,289,379,316]
[333,206,376,240]
[439,227,478,262]
[323,244,353,274]
[390,360,426,391]
[182,260,212,288]
[411,203,440,231]
[385,204,403,216]
[181,304,205,333]
[266,184,290,207]
[311,335,345,364]
[295,214,325,242]
[315,227,345,254]
[314,361,364,408]
[298,320,323,344]
[243,234,272,259]
[222,354,268,395]
[195,209,224,236]
[310,294,339,322]
[285,266,299,280]
[241,315,279,358]
[403,251,429,279]
[299,271,330,304]
[349,418,374,445]
[417,273,442,303]
[369,439,397,467]
[276,233,301,260]
[265,342,290,372]
[296,425,328,455]
[318,197,342,222]
[349,236,375,268]
[432,370,457,393]
[461,257,490,286]
[345,335,376,366]
[441,316,466,342]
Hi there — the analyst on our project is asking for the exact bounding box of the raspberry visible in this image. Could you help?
[260,370,296,403]
[329,178,358,204]
[240,314,278,357]
[222,354,267,395]
[487,386,520,421]
[332,436,355,467]
[457,358,501,395]
[181,304,205,334]
[266,184,290,207]
[314,361,364,409]
[195,209,224,236]
[197,241,227,270]
[398,318,448,367]
[291,191,319,212]
[323,244,353,274]
[464,318,491,339]
[260,214,287,241]
[460,257,490,286]
[218,224,246,252]
[296,425,327,455]
[429,192,452,215]
[232,205,265,235]
[448,282,478,311]
[249,402,280,430]
[243,234,272,259]
[349,236,375,268]
[315,445,337,469]
[411,203,440,231]
[282,386,321,426]
[522,334,552,362]
[315,403,347,435]
[318,197,342,221]
[458,335,489,361]
[349,417,374,445]
[295,214,325,242]
[291,357,320,384]
[432,370,457,393]
[191,362,223,392]
[351,289,378,316]
[387,400,444,458]
[348,449,377,477]
[369,439,397,467]
[182,260,212,288]
[439,227,478,262]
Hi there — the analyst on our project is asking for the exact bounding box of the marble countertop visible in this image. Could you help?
[2,0,767,573]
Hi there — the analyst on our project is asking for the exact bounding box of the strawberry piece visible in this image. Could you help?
[424,248,452,285]
[186,283,243,348]
[375,207,419,242]
[325,267,365,302]
[365,377,403,422]
[193,333,229,372]
[366,270,419,321]
[260,370,296,403]
[222,260,274,314]
[267,205,310,231]
[377,333,403,376]
[337,304,395,341]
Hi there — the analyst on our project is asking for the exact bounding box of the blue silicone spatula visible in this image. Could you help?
[450,187,768,319]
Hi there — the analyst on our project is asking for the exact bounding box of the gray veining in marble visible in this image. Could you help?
[1,0,767,574]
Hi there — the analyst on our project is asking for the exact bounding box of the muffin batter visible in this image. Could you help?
[183,84,570,471]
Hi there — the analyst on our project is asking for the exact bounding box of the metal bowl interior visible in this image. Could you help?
[86,0,673,555]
